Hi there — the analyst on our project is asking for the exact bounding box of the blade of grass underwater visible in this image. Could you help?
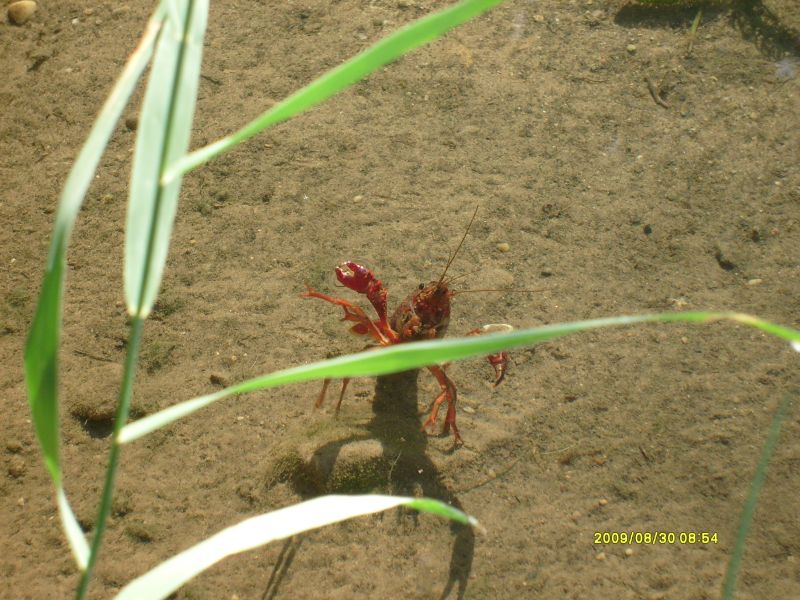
[125,0,208,318]
[76,3,209,595]
[22,4,167,570]
[23,0,167,485]
[119,311,800,443]
[163,0,505,182]
[57,486,89,570]
[721,391,794,600]
[115,495,477,600]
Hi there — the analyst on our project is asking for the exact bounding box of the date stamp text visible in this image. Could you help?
[593,531,719,545]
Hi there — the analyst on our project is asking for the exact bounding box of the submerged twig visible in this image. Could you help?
[646,77,670,109]
[686,9,703,57]
[455,457,520,494]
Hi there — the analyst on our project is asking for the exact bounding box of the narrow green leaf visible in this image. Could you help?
[118,311,800,443]
[406,498,479,527]
[24,270,62,483]
[125,0,208,318]
[22,1,166,486]
[21,8,167,574]
[115,495,475,600]
[721,391,794,599]
[163,0,505,182]
[57,486,89,570]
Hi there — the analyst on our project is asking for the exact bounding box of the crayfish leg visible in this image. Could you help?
[421,365,462,445]
[301,285,391,345]
[315,378,331,409]
[314,377,351,414]
[335,378,351,414]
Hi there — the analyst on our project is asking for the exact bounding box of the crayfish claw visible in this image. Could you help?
[467,324,513,387]
[335,261,373,293]
[488,351,509,387]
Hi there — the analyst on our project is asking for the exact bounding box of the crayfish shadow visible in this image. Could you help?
[371,369,475,600]
[261,369,474,599]
[311,369,451,499]
[370,369,451,499]
[274,369,452,498]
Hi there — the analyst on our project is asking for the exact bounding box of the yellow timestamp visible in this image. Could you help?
[593,531,719,545]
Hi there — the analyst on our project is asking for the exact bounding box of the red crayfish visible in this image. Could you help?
[301,208,513,445]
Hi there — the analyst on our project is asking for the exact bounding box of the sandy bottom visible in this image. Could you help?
[1,1,799,598]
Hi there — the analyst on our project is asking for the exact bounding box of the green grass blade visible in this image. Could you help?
[23,0,165,486]
[24,270,63,483]
[21,4,166,571]
[119,311,800,443]
[125,0,208,318]
[721,391,794,599]
[163,0,505,182]
[57,486,90,570]
[406,498,481,528]
[114,495,477,600]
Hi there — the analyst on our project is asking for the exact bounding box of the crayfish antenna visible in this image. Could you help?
[437,204,480,287]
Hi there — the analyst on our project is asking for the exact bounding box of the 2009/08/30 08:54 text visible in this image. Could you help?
[594,531,720,545]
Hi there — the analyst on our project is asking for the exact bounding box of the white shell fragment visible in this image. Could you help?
[478,323,514,334]
[8,1,37,25]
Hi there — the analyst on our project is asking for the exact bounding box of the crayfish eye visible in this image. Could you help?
[418,283,425,290]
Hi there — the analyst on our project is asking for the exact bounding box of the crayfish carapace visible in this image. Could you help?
[301,207,513,445]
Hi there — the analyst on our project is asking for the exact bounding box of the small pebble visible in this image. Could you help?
[598,498,608,506]
[462,405,476,414]
[8,1,37,25]
[626,44,637,54]
[595,551,607,561]
[7,456,26,478]
[624,548,634,557]
[533,14,545,23]
[775,58,797,81]
[670,297,689,310]
[746,278,763,286]
[352,194,363,202]
[209,373,228,386]
[496,242,510,253]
